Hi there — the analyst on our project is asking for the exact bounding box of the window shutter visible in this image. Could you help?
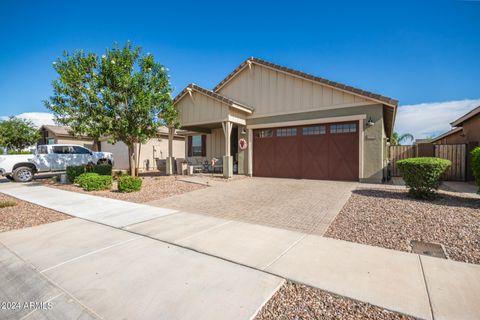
[187,136,193,157]
[201,135,207,157]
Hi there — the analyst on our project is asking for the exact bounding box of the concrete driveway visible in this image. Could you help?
[147,177,357,235]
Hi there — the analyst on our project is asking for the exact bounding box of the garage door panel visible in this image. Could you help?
[301,135,329,180]
[274,136,300,178]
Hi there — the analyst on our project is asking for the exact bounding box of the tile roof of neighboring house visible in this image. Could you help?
[173,83,254,113]
[430,127,463,143]
[213,57,399,107]
[41,125,77,137]
[450,105,480,127]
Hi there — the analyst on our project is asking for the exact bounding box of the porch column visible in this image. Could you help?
[222,121,233,178]
[247,128,253,176]
[166,126,175,175]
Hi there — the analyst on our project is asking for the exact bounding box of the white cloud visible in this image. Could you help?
[0,112,55,128]
[395,99,480,140]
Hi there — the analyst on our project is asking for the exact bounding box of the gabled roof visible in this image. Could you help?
[430,127,463,143]
[213,57,399,108]
[450,105,480,127]
[173,83,254,114]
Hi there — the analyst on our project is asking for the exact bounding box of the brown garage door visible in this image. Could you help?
[253,122,359,181]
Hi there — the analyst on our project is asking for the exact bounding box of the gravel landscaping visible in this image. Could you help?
[325,187,480,264]
[255,281,414,320]
[36,174,206,203]
[0,193,69,232]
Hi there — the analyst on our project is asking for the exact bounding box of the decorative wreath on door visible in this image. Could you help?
[238,138,248,150]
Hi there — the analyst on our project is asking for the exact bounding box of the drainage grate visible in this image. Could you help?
[410,240,448,259]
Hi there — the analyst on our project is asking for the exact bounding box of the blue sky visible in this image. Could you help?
[0,0,479,138]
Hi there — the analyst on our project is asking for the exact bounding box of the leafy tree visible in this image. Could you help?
[391,132,414,145]
[45,42,177,176]
[0,117,40,152]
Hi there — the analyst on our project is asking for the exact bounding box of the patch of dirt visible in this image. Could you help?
[325,188,480,264]
[255,281,414,320]
[0,193,70,233]
[35,175,206,203]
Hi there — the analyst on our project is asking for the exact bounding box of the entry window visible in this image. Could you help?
[255,129,273,138]
[276,128,297,137]
[303,125,326,135]
[47,138,55,144]
[330,123,357,134]
[191,136,203,156]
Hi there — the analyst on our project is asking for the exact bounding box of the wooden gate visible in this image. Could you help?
[389,145,416,177]
[434,144,466,181]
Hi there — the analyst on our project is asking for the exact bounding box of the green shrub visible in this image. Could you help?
[118,176,142,193]
[74,173,112,191]
[0,201,16,208]
[471,147,480,193]
[397,157,451,199]
[7,150,32,154]
[66,165,85,183]
[91,164,112,176]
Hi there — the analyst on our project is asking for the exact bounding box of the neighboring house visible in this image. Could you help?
[38,125,96,150]
[173,57,398,182]
[100,127,185,171]
[431,105,480,145]
[39,125,185,171]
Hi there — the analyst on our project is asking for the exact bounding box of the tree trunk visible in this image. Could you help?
[136,143,142,175]
[128,144,136,176]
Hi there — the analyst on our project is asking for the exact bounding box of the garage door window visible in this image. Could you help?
[303,125,326,135]
[255,129,273,138]
[330,123,357,134]
[277,128,297,137]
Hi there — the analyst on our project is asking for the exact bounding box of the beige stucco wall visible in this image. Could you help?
[102,137,185,170]
[218,63,372,118]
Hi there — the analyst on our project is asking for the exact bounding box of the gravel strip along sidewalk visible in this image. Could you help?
[36,175,206,203]
[255,281,415,320]
[0,194,70,232]
[325,188,480,264]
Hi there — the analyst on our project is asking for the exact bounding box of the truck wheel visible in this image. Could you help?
[12,166,34,182]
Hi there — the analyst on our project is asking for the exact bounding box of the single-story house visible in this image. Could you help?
[38,125,97,150]
[431,105,480,145]
[171,57,398,182]
[38,125,186,171]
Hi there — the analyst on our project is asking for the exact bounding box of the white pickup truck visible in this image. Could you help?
[0,144,114,182]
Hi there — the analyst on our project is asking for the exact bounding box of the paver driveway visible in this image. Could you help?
[147,177,357,235]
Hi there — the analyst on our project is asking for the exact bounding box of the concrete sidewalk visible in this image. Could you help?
[2,185,480,320]
[0,219,283,320]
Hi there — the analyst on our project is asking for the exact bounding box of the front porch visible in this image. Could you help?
[168,84,254,178]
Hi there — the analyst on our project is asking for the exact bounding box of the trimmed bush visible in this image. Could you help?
[91,164,112,176]
[118,176,142,193]
[471,147,480,193]
[66,165,85,183]
[74,173,112,191]
[397,157,451,199]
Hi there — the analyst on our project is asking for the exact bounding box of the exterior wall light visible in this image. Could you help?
[366,116,375,127]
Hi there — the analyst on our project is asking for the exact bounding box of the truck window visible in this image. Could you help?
[52,146,71,154]
[37,146,48,154]
[72,146,91,154]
